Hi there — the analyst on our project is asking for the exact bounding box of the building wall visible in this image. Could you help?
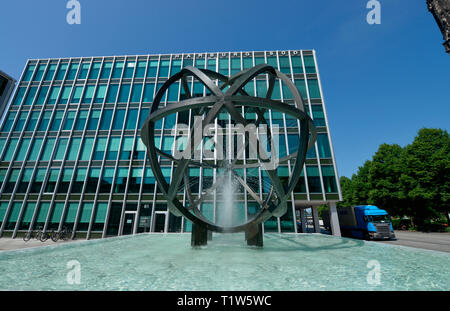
[0,50,340,239]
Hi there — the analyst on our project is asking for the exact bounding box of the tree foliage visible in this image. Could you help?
[339,128,450,225]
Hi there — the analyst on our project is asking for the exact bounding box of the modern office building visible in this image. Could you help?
[0,70,16,120]
[0,50,342,240]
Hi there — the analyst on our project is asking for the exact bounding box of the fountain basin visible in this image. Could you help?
[0,233,449,290]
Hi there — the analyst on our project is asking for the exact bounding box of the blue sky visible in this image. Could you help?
[0,0,449,178]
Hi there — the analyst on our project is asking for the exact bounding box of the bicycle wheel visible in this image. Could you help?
[51,230,59,242]
[35,231,42,241]
[40,232,49,242]
[23,231,32,242]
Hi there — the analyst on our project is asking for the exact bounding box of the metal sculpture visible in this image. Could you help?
[141,64,317,247]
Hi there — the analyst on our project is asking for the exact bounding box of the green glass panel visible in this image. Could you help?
[112,61,124,79]
[63,110,77,131]
[21,202,36,223]
[55,63,68,80]
[47,86,61,105]
[135,61,147,78]
[7,202,23,223]
[303,55,316,73]
[64,203,79,224]
[2,139,18,161]
[131,84,143,103]
[125,109,138,130]
[112,109,126,130]
[51,203,64,223]
[307,79,321,99]
[23,65,36,82]
[82,85,96,103]
[71,86,84,103]
[100,62,112,79]
[35,86,49,106]
[294,79,307,99]
[94,85,107,103]
[67,137,82,161]
[89,62,102,79]
[94,203,108,223]
[50,110,64,131]
[13,111,29,132]
[44,64,57,81]
[80,203,94,223]
[99,109,113,130]
[105,84,119,103]
[75,110,88,130]
[15,138,31,161]
[12,87,26,106]
[118,84,131,103]
[54,138,68,160]
[87,109,101,130]
[37,202,50,223]
[317,134,332,158]
[0,202,7,224]
[40,138,56,161]
[27,138,43,161]
[80,137,95,160]
[78,63,90,79]
[58,86,72,105]
[67,63,79,80]
[291,56,303,74]
[143,83,154,102]
[24,87,38,105]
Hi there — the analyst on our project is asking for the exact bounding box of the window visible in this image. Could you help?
[100,168,114,193]
[112,109,126,130]
[71,86,84,104]
[120,137,134,160]
[230,58,241,75]
[17,169,33,193]
[78,63,91,79]
[266,56,277,69]
[86,168,100,193]
[256,80,267,97]
[112,61,124,78]
[287,134,299,155]
[135,138,146,160]
[93,137,107,160]
[13,111,29,132]
[54,138,68,160]
[67,137,82,161]
[142,83,154,102]
[78,202,94,231]
[93,203,108,231]
[99,109,113,130]
[80,137,94,161]
[58,168,73,193]
[12,87,26,106]
[147,60,158,77]
[2,112,16,132]
[94,85,107,103]
[143,168,155,193]
[58,86,72,105]
[40,138,56,161]
[306,166,322,193]
[114,168,128,193]
[135,61,147,78]
[219,58,229,76]
[36,86,49,105]
[20,202,37,230]
[35,202,50,227]
[171,59,182,75]
[27,110,42,131]
[106,137,121,160]
[138,109,149,129]
[294,79,307,99]
[128,168,142,193]
[49,110,64,131]
[44,64,57,81]
[5,202,23,230]
[27,138,43,161]
[303,55,316,74]
[5,169,20,192]
[87,109,101,130]
[105,84,119,103]
[124,61,135,78]
[279,57,291,74]
[194,59,205,69]
[159,60,170,77]
[118,84,131,103]
[294,171,306,193]
[14,138,31,161]
[162,136,174,154]
[82,85,95,104]
[207,58,217,71]
[23,65,36,82]
[291,55,303,74]
[2,139,19,162]
[125,109,138,130]
[131,84,143,103]
[322,166,337,193]
[38,111,52,131]
[63,203,79,227]
[55,63,68,80]
[307,79,321,99]
[67,63,79,80]
[0,202,8,226]
[72,168,87,193]
[100,62,112,79]
[282,83,293,100]
[31,169,46,193]
[23,87,38,105]
[62,110,76,131]
[74,110,88,130]
[243,57,253,69]
[45,169,60,193]
[47,86,61,105]
[312,105,326,127]
[89,62,102,79]
[50,203,64,229]
[317,134,332,158]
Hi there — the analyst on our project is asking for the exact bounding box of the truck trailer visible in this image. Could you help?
[323,205,396,240]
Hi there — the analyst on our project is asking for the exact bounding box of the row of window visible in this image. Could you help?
[0,163,337,197]
[12,76,322,109]
[22,54,317,84]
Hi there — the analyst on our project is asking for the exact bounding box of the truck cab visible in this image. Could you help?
[352,206,396,240]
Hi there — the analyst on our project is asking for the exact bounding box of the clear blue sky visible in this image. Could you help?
[1,0,449,178]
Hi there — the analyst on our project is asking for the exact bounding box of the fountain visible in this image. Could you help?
[141,64,317,247]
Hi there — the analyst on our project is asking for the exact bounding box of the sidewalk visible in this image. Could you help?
[0,238,76,252]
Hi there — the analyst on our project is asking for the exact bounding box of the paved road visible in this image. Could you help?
[378,231,450,253]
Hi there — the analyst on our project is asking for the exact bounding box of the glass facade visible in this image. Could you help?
[0,50,340,239]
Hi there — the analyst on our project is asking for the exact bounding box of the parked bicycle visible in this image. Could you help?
[51,227,72,242]
[23,227,44,242]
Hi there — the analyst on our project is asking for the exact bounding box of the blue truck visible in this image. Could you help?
[323,205,396,240]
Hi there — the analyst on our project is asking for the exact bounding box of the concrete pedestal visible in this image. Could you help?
[311,207,321,233]
[245,223,263,247]
[191,223,208,247]
[328,203,341,237]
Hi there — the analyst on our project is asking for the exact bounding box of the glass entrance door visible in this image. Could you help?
[122,212,136,235]
[152,212,167,233]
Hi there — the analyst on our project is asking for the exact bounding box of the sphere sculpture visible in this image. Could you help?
[141,64,317,247]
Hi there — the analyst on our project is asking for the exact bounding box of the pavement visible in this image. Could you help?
[0,238,76,252]
[378,230,450,253]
